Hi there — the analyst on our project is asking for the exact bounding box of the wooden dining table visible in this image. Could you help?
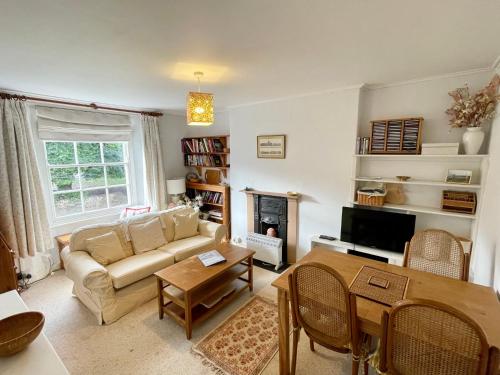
[272,247,500,375]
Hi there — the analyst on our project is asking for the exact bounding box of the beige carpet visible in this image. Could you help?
[21,268,375,375]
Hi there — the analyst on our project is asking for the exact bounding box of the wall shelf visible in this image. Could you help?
[353,154,488,160]
[351,201,477,220]
[353,177,481,189]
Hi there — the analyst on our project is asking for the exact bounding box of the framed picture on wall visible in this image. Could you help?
[257,135,286,159]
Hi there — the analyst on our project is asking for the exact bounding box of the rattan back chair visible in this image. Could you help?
[403,229,468,281]
[288,262,368,375]
[378,299,491,375]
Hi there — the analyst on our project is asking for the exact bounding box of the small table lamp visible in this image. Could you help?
[166,178,186,205]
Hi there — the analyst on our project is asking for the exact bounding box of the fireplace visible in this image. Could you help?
[253,195,288,263]
[243,190,300,263]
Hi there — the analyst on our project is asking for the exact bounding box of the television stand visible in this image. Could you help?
[310,235,404,266]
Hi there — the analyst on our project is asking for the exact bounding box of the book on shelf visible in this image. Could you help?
[356,137,371,154]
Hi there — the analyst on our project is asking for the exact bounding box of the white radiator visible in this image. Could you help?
[246,232,283,270]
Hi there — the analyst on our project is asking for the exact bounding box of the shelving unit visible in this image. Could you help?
[186,181,231,239]
[350,152,489,239]
[182,135,230,177]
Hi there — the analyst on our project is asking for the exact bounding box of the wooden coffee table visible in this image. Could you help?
[154,243,255,339]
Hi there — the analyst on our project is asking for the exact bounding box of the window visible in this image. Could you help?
[44,141,130,218]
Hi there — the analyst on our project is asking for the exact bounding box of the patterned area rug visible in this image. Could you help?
[192,296,280,375]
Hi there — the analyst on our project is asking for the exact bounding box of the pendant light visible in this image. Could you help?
[187,71,214,126]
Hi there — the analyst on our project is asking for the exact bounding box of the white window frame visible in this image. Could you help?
[43,140,135,225]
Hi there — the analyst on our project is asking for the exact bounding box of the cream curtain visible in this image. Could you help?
[142,115,166,211]
[0,98,51,258]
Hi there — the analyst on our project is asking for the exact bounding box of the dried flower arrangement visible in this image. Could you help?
[446,74,500,128]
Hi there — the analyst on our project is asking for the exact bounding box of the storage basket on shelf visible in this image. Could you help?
[357,189,386,207]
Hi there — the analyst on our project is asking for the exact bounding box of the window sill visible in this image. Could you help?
[50,206,127,231]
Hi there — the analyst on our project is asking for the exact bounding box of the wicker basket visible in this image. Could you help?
[357,190,386,207]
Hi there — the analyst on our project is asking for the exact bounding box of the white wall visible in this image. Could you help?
[474,67,500,288]
[359,71,494,153]
[186,111,230,138]
[229,88,361,259]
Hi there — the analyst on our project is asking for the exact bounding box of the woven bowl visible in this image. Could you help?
[0,311,45,356]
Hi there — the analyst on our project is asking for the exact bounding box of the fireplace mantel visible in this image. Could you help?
[242,189,300,263]
[241,189,300,201]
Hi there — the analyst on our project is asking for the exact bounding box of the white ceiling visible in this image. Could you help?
[1,0,499,112]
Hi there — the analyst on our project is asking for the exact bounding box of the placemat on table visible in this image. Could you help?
[349,266,409,306]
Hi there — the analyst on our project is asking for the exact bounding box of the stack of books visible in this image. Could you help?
[370,121,387,152]
[208,209,223,220]
[387,121,403,151]
[402,119,420,152]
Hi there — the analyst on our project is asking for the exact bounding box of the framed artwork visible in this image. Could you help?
[257,135,286,159]
[445,169,472,184]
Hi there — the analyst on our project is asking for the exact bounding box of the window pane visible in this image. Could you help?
[106,165,126,186]
[103,143,124,162]
[81,167,105,188]
[83,189,107,211]
[77,143,101,164]
[54,192,82,217]
[45,142,75,165]
[108,186,128,207]
[50,167,79,191]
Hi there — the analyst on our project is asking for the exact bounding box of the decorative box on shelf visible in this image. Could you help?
[441,190,476,215]
[421,143,459,155]
[369,117,423,154]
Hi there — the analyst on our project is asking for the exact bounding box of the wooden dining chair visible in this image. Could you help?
[288,262,368,375]
[403,229,469,281]
[378,298,492,375]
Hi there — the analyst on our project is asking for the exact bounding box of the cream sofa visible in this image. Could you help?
[61,207,226,324]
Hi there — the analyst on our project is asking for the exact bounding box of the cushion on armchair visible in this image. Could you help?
[86,231,127,266]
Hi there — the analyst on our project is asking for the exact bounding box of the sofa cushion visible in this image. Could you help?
[158,235,215,262]
[160,206,195,242]
[70,222,134,257]
[128,217,167,254]
[173,211,199,241]
[86,231,127,266]
[107,250,175,289]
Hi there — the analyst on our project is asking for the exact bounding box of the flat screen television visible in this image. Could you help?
[340,206,416,253]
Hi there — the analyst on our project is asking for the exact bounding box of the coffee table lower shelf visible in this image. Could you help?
[155,254,254,339]
[162,279,249,330]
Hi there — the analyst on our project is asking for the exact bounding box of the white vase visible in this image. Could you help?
[462,127,485,155]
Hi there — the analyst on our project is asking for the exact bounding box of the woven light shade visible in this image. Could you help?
[187,91,214,126]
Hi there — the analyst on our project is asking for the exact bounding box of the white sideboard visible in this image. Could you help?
[0,290,68,375]
[310,235,405,265]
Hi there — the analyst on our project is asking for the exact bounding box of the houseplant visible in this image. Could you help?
[446,74,500,154]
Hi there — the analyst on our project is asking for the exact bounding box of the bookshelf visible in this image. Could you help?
[182,135,230,177]
[186,182,230,239]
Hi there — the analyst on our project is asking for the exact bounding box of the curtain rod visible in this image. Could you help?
[0,92,163,117]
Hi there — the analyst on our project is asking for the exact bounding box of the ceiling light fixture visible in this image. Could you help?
[187,71,214,126]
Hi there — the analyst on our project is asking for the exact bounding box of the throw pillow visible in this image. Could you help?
[128,217,167,254]
[173,211,199,241]
[86,231,127,266]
